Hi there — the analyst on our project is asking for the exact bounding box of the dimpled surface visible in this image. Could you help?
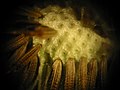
[33,5,111,64]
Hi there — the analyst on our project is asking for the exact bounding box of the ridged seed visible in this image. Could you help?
[42,64,52,90]
[64,58,75,90]
[21,55,38,88]
[50,59,63,90]
[99,55,107,88]
[8,40,28,69]
[17,44,41,69]
[87,58,98,90]
[21,7,43,19]
[80,7,95,28]
[77,57,88,90]
[6,34,26,51]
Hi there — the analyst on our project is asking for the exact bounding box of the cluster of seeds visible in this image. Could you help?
[4,5,113,90]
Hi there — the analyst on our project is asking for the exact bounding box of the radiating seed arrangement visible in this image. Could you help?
[4,3,114,90]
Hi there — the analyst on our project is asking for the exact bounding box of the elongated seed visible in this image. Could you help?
[99,55,107,88]
[6,34,26,51]
[64,58,75,90]
[21,55,38,88]
[20,7,43,18]
[24,56,38,82]
[77,57,88,90]
[8,40,28,68]
[17,44,41,68]
[8,26,57,39]
[88,58,97,90]
[32,26,57,39]
[16,19,40,24]
[42,64,52,90]
[50,59,62,90]
[80,7,95,28]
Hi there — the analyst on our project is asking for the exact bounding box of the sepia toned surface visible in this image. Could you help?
[1,0,117,90]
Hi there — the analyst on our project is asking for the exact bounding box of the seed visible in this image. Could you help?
[17,44,41,69]
[50,59,63,90]
[64,58,75,90]
[8,40,28,69]
[16,19,40,24]
[93,25,107,38]
[20,7,43,19]
[42,63,52,90]
[32,26,57,39]
[21,55,39,88]
[80,7,96,28]
[87,58,98,90]
[5,34,27,52]
[99,55,107,88]
[7,26,57,40]
[77,57,88,90]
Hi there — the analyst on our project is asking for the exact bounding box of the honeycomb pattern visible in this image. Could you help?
[33,5,111,64]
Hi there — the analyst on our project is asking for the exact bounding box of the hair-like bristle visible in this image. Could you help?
[50,59,63,90]
[77,57,88,90]
[87,58,98,90]
[64,58,75,90]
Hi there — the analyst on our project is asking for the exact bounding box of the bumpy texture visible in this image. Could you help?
[33,5,111,63]
[31,6,112,90]
[4,4,113,90]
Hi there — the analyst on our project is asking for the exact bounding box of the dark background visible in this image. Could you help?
[0,0,120,90]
